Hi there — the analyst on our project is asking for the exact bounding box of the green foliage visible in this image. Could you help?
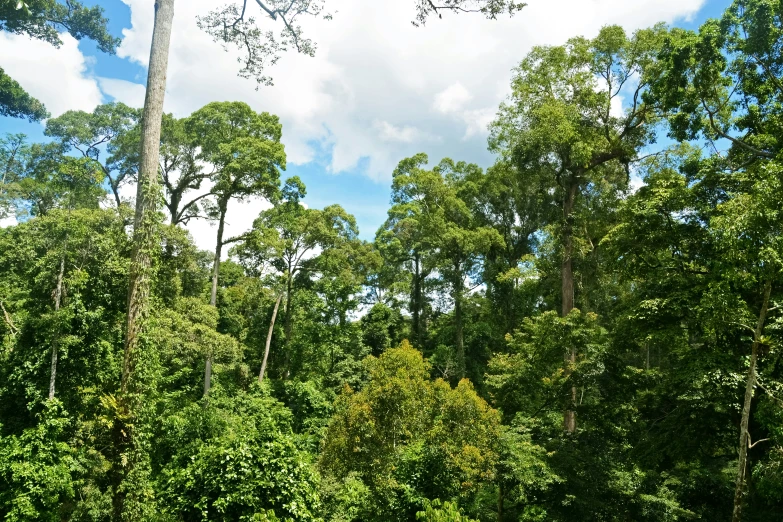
[186,101,286,212]
[0,402,74,521]
[415,499,478,522]
[321,341,501,520]
[0,67,48,121]
[3,2,783,521]
[157,393,321,522]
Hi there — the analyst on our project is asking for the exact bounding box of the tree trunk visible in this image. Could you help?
[111,182,122,209]
[732,280,772,522]
[115,0,174,518]
[121,0,174,396]
[283,270,293,377]
[562,180,578,434]
[48,256,65,401]
[259,294,283,384]
[454,262,465,379]
[204,206,226,397]
[412,253,421,346]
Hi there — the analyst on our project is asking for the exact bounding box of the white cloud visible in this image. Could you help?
[611,93,625,118]
[115,177,273,255]
[433,82,473,114]
[373,119,437,143]
[461,107,497,140]
[0,215,16,228]
[112,0,706,179]
[98,77,146,107]
[0,0,709,247]
[186,196,274,255]
[0,32,102,116]
[2,0,707,184]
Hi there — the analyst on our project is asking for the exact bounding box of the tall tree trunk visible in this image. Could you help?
[115,0,175,518]
[259,294,283,384]
[562,181,578,434]
[283,270,294,377]
[732,280,772,522]
[121,0,174,397]
[204,206,226,396]
[454,262,465,379]
[48,256,65,401]
[412,253,422,346]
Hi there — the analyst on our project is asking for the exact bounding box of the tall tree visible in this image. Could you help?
[235,177,358,378]
[185,101,286,395]
[489,24,665,432]
[115,0,175,519]
[378,154,436,348]
[387,155,503,379]
[0,136,104,401]
[45,103,141,208]
[650,5,783,516]
[109,112,208,225]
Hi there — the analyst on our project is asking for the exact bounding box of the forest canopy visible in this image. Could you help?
[1,0,783,521]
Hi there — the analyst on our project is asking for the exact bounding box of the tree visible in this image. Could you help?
[0,0,119,120]
[489,24,666,432]
[378,155,434,349]
[158,115,209,226]
[469,161,554,337]
[387,155,503,379]
[185,101,286,395]
[649,0,783,163]
[157,393,322,521]
[113,3,527,510]
[108,112,208,226]
[649,5,783,516]
[44,103,142,208]
[235,177,359,378]
[321,341,501,520]
[115,0,175,518]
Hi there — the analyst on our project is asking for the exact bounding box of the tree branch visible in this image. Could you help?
[0,300,18,335]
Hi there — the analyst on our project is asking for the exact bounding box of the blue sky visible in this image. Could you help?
[0,0,733,244]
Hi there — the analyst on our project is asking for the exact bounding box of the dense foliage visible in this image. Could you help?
[2,1,783,521]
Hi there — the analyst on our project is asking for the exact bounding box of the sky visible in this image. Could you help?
[0,0,733,250]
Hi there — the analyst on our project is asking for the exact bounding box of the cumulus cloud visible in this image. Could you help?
[98,77,147,107]
[433,82,473,114]
[0,216,16,229]
[0,32,102,116]
[0,0,708,243]
[373,120,438,144]
[111,0,706,179]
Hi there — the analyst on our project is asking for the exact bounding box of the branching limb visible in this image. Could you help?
[0,300,18,335]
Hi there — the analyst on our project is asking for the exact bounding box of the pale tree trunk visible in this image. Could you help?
[454,261,465,379]
[283,269,293,377]
[121,0,174,396]
[48,256,65,401]
[562,181,578,434]
[258,294,283,384]
[204,205,226,396]
[412,253,421,346]
[285,272,293,342]
[115,0,175,518]
[732,280,773,522]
